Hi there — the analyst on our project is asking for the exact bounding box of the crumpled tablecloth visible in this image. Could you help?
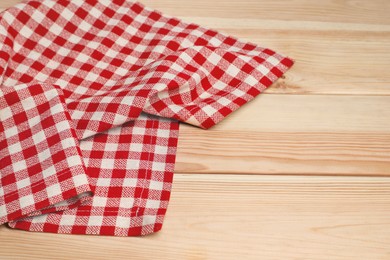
[0,0,293,236]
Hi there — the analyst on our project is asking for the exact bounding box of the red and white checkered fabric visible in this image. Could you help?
[0,0,293,236]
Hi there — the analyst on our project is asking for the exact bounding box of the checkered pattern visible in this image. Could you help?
[0,0,293,236]
[8,114,178,236]
[0,83,92,225]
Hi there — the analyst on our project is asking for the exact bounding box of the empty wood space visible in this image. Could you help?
[1,0,390,259]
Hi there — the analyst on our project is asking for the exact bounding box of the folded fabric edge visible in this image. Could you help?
[0,167,93,225]
[185,56,294,129]
[0,82,94,225]
[7,211,168,236]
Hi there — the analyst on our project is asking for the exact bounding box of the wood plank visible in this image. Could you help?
[175,94,390,175]
[2,0,390,25]
[213,29,390,95]
[1,174,390,260]
[141,0,390,25]
[1,0,390,95]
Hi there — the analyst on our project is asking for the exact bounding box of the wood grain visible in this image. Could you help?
[1,174,390,260]
[141,0,390,25]
[176,94,390,175]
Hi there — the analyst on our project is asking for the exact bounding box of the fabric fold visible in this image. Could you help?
[143,45,293,128]
[0,82,92,225]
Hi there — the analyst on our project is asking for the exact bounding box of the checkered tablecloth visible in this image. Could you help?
[0,0,293,236]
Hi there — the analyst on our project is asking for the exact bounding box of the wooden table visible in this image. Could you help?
[1,0,390,259]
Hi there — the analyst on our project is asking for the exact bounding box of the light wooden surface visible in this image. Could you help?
[176,95,390,176]
[1,0,390,259]
[1,174,390,260]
